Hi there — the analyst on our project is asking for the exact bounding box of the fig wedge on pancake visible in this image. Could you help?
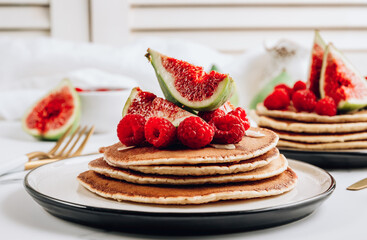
[320,44,367,111]
[122,87,194,126]
[307,30,327,98]
[146,48,235,111]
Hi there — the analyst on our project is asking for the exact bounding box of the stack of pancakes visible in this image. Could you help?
[77,127,298,205]
[254,103,367,150]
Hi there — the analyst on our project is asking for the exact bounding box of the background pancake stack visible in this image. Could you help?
[77,127,298,205]
[254,103,367,150]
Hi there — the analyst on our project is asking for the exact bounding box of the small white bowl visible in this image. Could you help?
[78,89,132,133]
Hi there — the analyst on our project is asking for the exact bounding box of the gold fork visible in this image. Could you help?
[26,125,75,161]
[24,125,95,170]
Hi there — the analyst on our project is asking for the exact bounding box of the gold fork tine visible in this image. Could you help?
[24,126,95,170]
[26,125,74,161]
[70,126,95,157]
[63,126,88,157]
[55,126,81,157]
[48,125,74,155]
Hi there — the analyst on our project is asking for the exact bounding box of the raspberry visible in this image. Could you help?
[275,84,293,97]
[293,80,307,92]
[144,117,176,148]
[117,114,146,146]
[315,97,337,116]
[198,109,225,123]
[177,116,214,149]
[210,115,245,144]
[228,107,250,131]
[264,89,290,110]
[292,90,317,112]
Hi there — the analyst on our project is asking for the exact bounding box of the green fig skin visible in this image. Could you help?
[21,79,80,141]
[146,49,235,112]
[210,64,239,107]
[250,70,293,109]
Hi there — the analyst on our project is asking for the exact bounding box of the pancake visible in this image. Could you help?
[253,114,367,134]
[77,167,297,205]
[115,148,279,176]
[89,155,288,185]
[101,127,278,165]
[278,139,367,150]
[256,103,367,123]
[273,130,367,143]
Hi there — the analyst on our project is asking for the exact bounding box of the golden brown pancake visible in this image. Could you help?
[253,113,367,134]
[256,103,367,123]
[89,155,288,185]
[278,139,367,150]
[77,167,297,205]
[273,129,367,143]
[116,148,279,176]
[101,127,278,165]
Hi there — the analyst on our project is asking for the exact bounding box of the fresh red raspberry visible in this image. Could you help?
[198,109,225,123]
[264,89,290,110]
[210,115,245,144]
[117,114,146,146]
[144,117,176,148]
[315,97,337,116]
[292,89,317,112]
[177,116,214,149]
[293,80,307,92]
[228,107,250,131]
[275,84,293,97]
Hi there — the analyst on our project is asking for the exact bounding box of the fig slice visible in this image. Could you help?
[22,79,80,140]
[320,44,367,111]
[307,30,327,98]
[122,87,195,127]
[146,48,235,111]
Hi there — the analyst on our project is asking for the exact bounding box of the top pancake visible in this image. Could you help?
[101,127,278,165]
[256,103,367,123]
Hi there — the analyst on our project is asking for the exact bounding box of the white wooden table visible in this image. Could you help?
[0,120,366,240]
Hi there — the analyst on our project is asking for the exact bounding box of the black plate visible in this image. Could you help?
[280,148,367,169]
[24,157,335,235]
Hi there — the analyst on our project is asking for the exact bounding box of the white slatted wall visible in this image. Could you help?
[0,0,50,37]
[0,0,367,71]
[126,0,367,73]
[0,0,89,41]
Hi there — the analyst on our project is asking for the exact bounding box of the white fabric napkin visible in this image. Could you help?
[0,68,137,120]
[0,36,309,121]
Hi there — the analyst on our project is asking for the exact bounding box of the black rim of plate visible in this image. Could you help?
[280,148,367,168]
[23,158,336,219]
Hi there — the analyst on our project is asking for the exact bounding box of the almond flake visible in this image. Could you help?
[246,130,265,138]
[210,144,236,150]
[117,146,136,151]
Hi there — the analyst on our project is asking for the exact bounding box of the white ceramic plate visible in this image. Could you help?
[24,154,335,234]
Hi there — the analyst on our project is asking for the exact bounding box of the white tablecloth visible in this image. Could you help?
[0,120,366,240]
